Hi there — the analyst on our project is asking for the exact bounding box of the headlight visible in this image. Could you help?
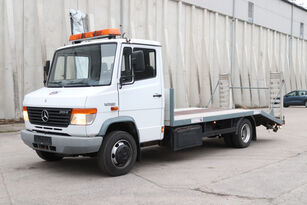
[23,107,29,121]
[70,108,97,125]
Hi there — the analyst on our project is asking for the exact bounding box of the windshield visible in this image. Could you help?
[47,43,117,87]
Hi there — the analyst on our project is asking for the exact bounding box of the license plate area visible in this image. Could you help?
[34,135,52,146]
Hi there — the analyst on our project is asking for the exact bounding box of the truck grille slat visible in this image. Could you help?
[28,115,69,122]
[27,107,72,128]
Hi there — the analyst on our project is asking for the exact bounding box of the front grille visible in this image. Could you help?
[27,107,72,128]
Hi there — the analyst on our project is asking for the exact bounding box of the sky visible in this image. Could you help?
[290,0,307,9]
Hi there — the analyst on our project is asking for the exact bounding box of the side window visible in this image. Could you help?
[121,47,133,83]
[298,91,307,96]
[288,91,297,97]
[133,48,156,81]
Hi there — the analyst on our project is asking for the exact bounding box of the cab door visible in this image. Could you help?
[285,91,297,105]
[118,45,163,143]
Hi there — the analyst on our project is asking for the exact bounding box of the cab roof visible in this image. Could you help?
[57,38,161,51]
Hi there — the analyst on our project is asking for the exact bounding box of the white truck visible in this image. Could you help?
[21,28,284,176]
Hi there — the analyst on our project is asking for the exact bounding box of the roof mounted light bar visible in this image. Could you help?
[69,28,121,42]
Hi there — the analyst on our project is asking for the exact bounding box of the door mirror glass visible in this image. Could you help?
[120,47,134,86]
[131,50,145,73]
[133,48,156,81]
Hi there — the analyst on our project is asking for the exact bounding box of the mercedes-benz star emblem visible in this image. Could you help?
[41,110,49,122]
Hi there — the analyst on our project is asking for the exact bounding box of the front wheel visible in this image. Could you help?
[232,119,253,148]
[97,131,137,176]
[36,150,63,161]
[304,101,307,108]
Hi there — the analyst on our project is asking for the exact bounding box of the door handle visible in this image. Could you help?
[153,94,162,98]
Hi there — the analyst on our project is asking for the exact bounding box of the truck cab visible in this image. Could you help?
[22,29,164,176]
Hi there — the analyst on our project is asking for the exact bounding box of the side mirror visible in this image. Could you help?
[131,51,145,73]
[43,60,50,85]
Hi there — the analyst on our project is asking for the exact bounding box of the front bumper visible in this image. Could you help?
[21,130,103,155]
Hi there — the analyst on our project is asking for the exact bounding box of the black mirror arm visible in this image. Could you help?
[119,77,124,89]
[119,74,135,89]
[43,60,50,86]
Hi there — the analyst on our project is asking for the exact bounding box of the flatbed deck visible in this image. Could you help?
[165,89,284,128]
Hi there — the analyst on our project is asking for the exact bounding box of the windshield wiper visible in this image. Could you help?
[64,83,90,87]
[62,80,90,87]
[48,81,63,87]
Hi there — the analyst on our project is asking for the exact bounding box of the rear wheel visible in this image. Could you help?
[36,150,63,161]
[232,119,253,148]
[97,131,137,176]
[305,101,307,108]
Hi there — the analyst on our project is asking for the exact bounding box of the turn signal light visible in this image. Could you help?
[111,106,119,111]
[71,108,97,114]
[23,106,29,121]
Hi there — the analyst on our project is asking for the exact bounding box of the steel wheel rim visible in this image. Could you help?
[111,139,132,168]
[241,123,251,143]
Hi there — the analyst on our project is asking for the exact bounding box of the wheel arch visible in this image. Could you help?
[98,116,141,161]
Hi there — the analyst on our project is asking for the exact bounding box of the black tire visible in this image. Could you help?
[36,150,63,161]
[232,118,253,148]
[97,131,137,176]
[284,103,289,107]
[305,101,307,108]
[223,134,234,147]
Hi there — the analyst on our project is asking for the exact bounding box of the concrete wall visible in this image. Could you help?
[184,0,307,40]
[1,0,307,119]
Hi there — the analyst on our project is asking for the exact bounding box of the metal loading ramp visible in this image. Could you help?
[253,110,284,128]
